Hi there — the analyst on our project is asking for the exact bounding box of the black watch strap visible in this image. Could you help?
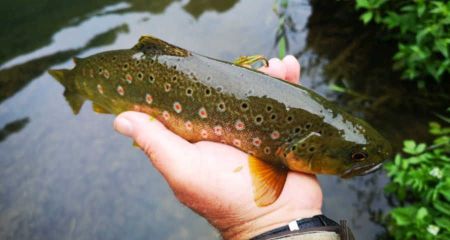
[250,215,340,240]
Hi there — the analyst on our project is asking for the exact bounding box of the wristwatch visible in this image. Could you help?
[250,215,355,240]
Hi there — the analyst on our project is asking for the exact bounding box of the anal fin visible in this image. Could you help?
[92,103,110,114]
[63,90,85,115]
[248,155,287,207]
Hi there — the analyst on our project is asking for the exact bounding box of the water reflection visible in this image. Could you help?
[183,0,240,18]
[1,0,242,65]
[0,118,29,142]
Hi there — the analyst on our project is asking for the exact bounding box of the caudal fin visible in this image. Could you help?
[48,69,70,86]
[48,69,85,115]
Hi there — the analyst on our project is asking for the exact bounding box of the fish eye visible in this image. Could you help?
[352,152,368,161]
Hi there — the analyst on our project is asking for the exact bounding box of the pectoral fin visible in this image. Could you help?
[248,155,287,207]
[234,55,269,69]
[92,103,110,114]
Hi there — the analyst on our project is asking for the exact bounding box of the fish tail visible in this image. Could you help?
[48,69,85,114]
[48,69,71,87]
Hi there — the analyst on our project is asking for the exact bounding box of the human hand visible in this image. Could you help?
[113,55,323,240]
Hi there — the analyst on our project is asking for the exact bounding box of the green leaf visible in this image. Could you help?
[404,140,416,153]
[435,39,449,58]
[355,0,370,9]
[416,207,428,221]
[278,37,286,59]
[434,201,450,216]
[436,217,450,231]
[391,207,416,225]
[361,11,373,24]
[417,2,426,17]
[416,143,427,154]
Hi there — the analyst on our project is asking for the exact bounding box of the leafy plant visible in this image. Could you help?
[384,112,450,239]
[355,0,450,87]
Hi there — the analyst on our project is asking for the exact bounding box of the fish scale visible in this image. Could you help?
[49,35,392,206]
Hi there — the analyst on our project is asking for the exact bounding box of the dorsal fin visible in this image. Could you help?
[132,35,190,57]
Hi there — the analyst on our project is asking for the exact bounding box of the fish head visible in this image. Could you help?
[283,122,392,178]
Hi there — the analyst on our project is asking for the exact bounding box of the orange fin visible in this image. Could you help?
[92,103,110,114]
[248,156,287,207]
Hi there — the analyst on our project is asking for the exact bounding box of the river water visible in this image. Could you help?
[0,0,434,239]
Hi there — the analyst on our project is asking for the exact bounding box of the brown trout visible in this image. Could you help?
[49,36,391,206]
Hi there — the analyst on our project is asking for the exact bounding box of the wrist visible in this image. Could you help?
[219,205,322,240]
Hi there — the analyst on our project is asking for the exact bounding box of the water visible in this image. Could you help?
[0,0,438,239]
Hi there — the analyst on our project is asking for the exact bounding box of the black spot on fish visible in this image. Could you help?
[122,63,129,70]
[217,102,226,112]
[270,113,277,120]
[148,74,155,83]
[286,116,293,123]
[308,147,315,152]
[266,105,273,112]
[254,115,263,125]
[186,88,193,96]
[305,123,312,129]
[205,88,211,96]
[240,102,249,111]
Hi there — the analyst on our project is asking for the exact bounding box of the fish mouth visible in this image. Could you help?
[341,162,383,179]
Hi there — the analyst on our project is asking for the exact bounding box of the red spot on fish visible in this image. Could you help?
[126,74,133,84]
[162,111,170,120]
[201,129,208,138]
[271,130,280,140]
[252,137,262,147]
[173,102,182,113]
[117,85,124,96]
[233,139,242,147]
[198,107,208,119]
[145,94,153,104]
[214,126,223,136]
[235,120,245,131]
[185,121,193,130]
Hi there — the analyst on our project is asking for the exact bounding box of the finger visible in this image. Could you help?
[282,55,301,84]
[258,58,287,80]
[113,111,194,180]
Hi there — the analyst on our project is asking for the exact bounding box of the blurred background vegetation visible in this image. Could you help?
[275,0,449,238]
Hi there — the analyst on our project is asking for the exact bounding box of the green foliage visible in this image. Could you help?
[384,116,450,239]
[274,0,289,58]
[355,0,450,86]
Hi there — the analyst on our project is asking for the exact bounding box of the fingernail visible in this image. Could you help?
[114,116,133,137]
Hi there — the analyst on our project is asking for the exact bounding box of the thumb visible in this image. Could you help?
[113,111,195,182]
